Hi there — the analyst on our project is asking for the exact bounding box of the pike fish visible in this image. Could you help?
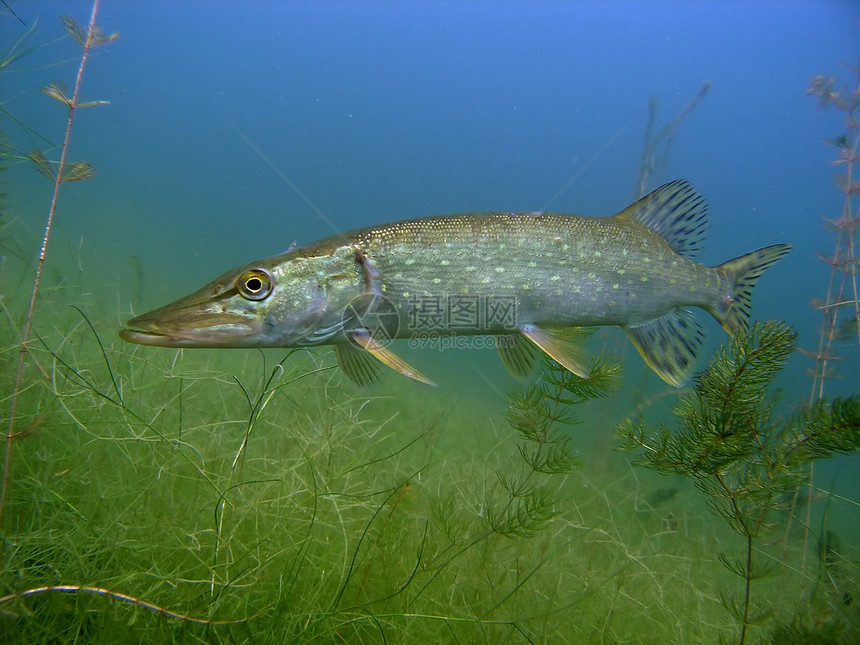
[120,180,791,387]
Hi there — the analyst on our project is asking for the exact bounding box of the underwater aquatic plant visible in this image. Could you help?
[634,81,711,199]
[805,65,860,401]
[493,343,620,537]
[1,3,117,526]
[0,131,9,287]
[791,64,860,592]
[618,321,860,644]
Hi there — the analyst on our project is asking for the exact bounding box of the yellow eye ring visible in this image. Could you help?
[237,269,273,301]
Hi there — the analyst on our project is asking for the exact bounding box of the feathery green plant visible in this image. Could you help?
[805,64,860,402]
[794,66,860,595]
[2,296,785,641]
[1,2,117,528]
[618,321,860,644]
[492,349,620,537]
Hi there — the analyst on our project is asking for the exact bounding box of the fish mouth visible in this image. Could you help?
[119,326,200,347]
[120,309,261,348]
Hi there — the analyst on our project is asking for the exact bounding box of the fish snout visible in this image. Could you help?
[120,303,260,348]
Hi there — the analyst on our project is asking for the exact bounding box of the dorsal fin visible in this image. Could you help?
[615,179,708,258]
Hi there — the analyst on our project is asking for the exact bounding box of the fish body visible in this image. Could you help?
[121,180,791,386]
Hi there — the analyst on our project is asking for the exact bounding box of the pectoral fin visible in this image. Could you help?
[519,324,590,378]
[333,341,382,387]
[623,309,704,387]
[341,329,436,386]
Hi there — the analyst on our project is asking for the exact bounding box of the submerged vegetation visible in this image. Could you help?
[634,81,711,199]
[499,347,619,537]
[2,3,117,528]
[619,321,860,643]
[805,65,860,402]
[0,300,698,642]
[3,305,857,642]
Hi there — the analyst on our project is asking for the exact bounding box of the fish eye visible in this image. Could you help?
[237,269,273,301]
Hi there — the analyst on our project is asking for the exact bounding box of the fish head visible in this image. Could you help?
[120,246,364,348]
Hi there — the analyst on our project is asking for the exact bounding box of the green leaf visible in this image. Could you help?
[78,99,110,108]
[28,148,55,180]
[717,552,749,579]
[42,82,72,106]
[61,15,88,47]
[0,18,40,72]
[61,161,95,182]
[61,15,118,49]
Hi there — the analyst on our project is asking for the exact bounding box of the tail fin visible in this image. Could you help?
[712,243,792,334]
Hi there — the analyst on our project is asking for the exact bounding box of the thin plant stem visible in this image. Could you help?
[797,65,860,585]
[0,0,102,529]
[807,65,860,404]
[0,584,258,625]
[740,533,753,645]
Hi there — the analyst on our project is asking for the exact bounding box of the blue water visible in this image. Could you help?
[3,4,858,402]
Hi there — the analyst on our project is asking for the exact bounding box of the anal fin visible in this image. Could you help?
[497,333,540,379]
[519,324,590,378]
[623,309,704,387]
